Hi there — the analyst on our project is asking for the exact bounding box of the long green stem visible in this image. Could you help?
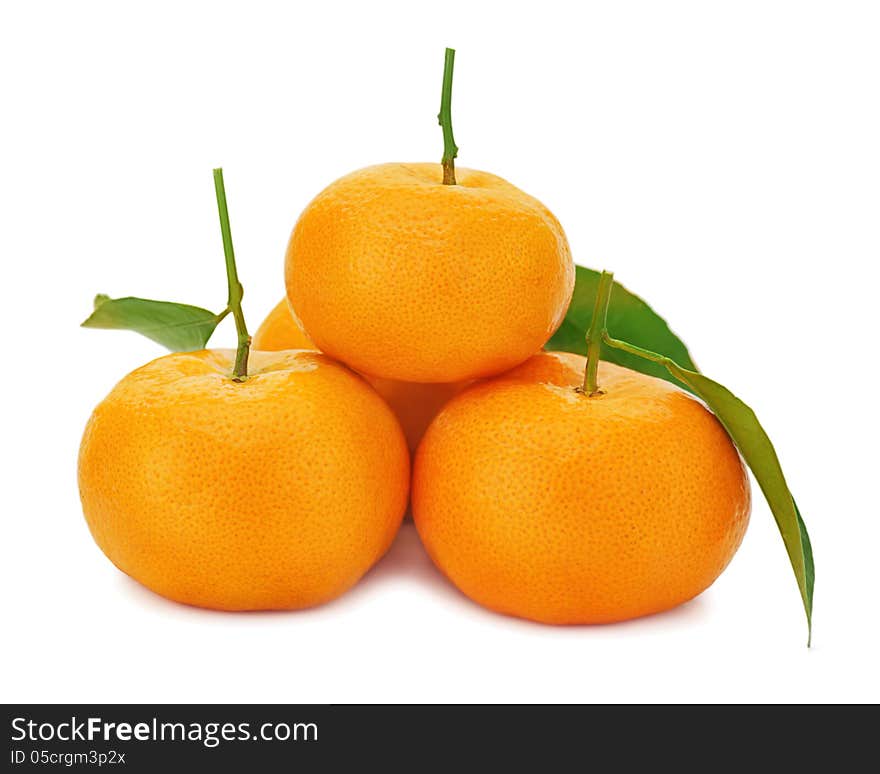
[438,47,459,185]
[212,168,250,381]
[603,333,670,366]
[581,270,615,395]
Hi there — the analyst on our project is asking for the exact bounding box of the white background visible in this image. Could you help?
[1,1,878,703]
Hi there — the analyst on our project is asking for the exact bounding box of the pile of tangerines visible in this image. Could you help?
[78,50,799,633]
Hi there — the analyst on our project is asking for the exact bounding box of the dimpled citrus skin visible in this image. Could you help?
[253,299,467,452]
[78,349,409,611]
[366,377,466,454]
[285,163,574,383]
[252,298,314,351]
[412,351,751,624]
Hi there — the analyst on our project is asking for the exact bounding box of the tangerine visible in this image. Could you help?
[412,351,750,624]
[284,163,574,383]
[78,348,409,611]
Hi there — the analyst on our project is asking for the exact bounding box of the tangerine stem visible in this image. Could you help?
[582,270,615,396]
[212,168,251,382]
[602,333,668,365]
[438,47,459,185]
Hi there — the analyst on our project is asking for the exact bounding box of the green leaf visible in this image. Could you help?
[81,295,224,352]
[795,500,815,636]
[604,334,814,644]
[548,266,698,391]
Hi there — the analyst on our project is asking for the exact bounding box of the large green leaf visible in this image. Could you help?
[548,266,697,390]
[605,334,814,644]
[81,294,224,351]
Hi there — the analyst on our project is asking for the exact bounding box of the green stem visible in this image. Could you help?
[212,168,251,382]
[438,47,458,185]
[581,270,615,396]
[603,332,671,366]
